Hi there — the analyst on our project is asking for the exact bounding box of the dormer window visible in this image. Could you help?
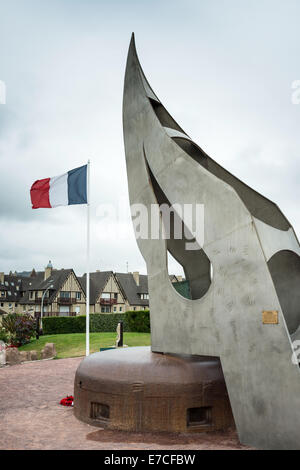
[140,293,149,300]
[101,293,110,299]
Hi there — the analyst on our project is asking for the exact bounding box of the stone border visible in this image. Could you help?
[4,343,56,366]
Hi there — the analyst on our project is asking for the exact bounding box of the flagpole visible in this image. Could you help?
[86,159,90,356]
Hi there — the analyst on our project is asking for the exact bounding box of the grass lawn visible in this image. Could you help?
[19,332,151,359]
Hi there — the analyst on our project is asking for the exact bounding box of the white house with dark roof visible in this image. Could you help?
[79,271,127,313]
[0,263,185,316]
[115,271,149,311]
[18,262,86,317]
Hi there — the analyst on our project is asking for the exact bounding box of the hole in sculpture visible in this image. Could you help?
[149,98,185,133]
[172,137,290,231]
[268,250,300,335]
[145,154,212,301]
[187,407,212,427]
[90,402,110,421]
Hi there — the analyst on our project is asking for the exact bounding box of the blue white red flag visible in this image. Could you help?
[30,165,87,209]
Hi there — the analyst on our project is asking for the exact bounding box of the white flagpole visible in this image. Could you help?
[86,159,90,356]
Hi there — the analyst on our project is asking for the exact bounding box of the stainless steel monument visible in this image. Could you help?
[123,34,300,449]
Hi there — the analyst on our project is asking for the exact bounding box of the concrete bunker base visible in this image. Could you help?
[74,346,235,433]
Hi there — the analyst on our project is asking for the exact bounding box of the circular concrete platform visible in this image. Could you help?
[74,346,235,433]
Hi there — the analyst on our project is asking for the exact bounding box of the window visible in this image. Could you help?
[8,291,11,296]
[133,307,136,311]
[60,291,70,298]
[102,306,110,313]
[11,282,14,286]
[101,307,110,313]
[101,293,110,299]
[5,281,8,286]
[76,292,81,300]
[119,307,122,312]
[187,407,212,428]
[30,291,34,299]
[0,303,3,307]
[15,303,17,307]
[113,307,116,312]
[114,293,117,299]
[1,291,5,297]
[90,402,110,422]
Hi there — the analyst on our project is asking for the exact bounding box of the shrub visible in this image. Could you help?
[2,313,36,346]
[90,314,130,333]
[42,312,151,335]
[0,328,8,344]
[15,315,37,345]
[43,314,131,335]
[125,310,150,333]
[2,314,17,337]
[43,316,86,335]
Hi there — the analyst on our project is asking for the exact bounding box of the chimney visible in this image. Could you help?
[44,260,53,280]
[0,272,4,284]
[133,271,140,286]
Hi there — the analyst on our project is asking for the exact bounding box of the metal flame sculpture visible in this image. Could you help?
[123,34,300,449]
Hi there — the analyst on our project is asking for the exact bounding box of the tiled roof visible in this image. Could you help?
[0,275,30,303]
[115,273,149,306]
[79,271,112,305]
[19,269,74,304]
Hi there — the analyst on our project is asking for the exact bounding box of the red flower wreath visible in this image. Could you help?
[60,395,74,407]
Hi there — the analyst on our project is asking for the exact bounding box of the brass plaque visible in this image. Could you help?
[262,310,278,324]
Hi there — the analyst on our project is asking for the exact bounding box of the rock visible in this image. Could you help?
[41,343,56,359]
[29,350,38,361]
[19,351,30,362]
[6,347,21,365]
[0,341,6,365]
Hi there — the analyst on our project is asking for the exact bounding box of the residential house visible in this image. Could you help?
[19,262,86,317]
[0,262,184,317]
[115,271,149,311]
[79,271,127,314]
[0,272,31,314]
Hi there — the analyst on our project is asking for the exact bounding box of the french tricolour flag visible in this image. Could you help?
[30,164,87,209]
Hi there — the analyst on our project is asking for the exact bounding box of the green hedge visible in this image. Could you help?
[43,311,150,335]
[91,313,131,333]
[43,313,131,335]
[125,310,150,333]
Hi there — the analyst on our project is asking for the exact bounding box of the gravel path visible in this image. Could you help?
[0,357,250,450]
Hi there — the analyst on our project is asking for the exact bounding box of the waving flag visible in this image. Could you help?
[30,161,91,357]
[30,164,87,209]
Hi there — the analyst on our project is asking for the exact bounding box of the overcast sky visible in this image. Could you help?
[1,0,300,276]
